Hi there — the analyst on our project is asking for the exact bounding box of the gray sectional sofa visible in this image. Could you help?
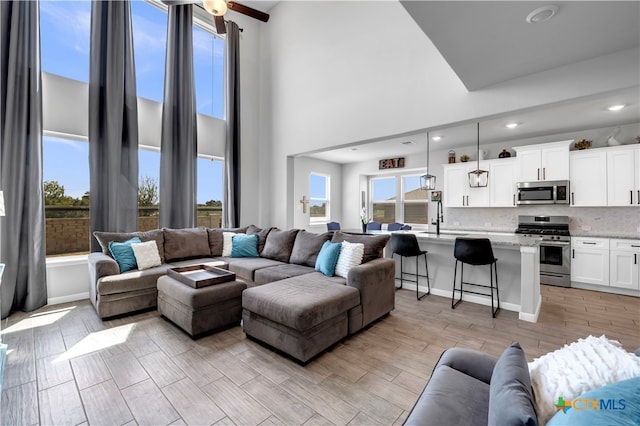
[88,225,395,361]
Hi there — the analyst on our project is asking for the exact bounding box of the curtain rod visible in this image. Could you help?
[193,3,244,32]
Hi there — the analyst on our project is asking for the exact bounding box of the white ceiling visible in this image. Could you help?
[303,1,639,164]
[239,0,280,13]
[400,1,640,91]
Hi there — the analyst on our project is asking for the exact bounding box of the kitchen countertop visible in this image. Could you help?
[570,232,640,240]
[415,230,541,248]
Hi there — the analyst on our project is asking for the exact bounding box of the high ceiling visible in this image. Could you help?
[304,1,639,164]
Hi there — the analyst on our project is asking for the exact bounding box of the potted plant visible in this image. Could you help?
[361,208,371,233]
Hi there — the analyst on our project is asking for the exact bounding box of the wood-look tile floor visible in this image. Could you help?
[1,285,638,426]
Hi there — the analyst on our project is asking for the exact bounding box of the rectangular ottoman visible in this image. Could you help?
[242,275,360,363]
[157,275,247,337]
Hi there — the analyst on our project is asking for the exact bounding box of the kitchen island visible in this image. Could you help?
[387,230,542,322]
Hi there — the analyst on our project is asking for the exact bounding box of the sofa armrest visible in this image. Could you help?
[88,252,119,305]
[436,347,498,385]
[347,257,395,328]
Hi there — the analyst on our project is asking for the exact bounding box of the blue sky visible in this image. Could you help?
[41,0,224,203]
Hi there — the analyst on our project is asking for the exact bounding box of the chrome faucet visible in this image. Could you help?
[431,200,444,235]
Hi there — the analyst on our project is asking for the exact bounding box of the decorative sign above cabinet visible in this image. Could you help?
[379,157,405,170]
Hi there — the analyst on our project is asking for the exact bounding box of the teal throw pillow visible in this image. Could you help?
[315,241,342,277]
[231,234,259,258]
[109,237,141,272]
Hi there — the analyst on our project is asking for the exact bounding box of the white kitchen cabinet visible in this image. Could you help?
[571,237,609,286]
[489,158,517,207]
[609,239,640,290]
[514,140,572,181]
[607,146,640,206]
[570,150,607,206]
[443,162,490,207]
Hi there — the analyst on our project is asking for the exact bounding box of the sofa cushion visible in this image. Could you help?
[246,225,273,254]
[242,275,360,331]
[97,264,174,296]
[94,229,165,263]
[488,343,537,426]
[331,232,390,263]
[261,229,299,262]
[231,234,259,258]
[158,276,246,310]
[166,258,223,268]
[334,241,364,278]
[207,228,224,256]
[254,264,315,285]
[289,230,333,267]
[404,364,490,426]
[229,258,286,282]
[163,228,211,262]
[131,240,162,270]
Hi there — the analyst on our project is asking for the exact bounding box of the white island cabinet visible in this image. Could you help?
[571,237,610,286]
[514,140,572,182]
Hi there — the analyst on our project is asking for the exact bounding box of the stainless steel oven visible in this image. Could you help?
[515,215,571,287]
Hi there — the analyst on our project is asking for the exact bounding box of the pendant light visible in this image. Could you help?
[468,122,489,187]
[420,131,436,190]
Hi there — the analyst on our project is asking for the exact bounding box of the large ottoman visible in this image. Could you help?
[157,275,247,337]
[242,274,360,363]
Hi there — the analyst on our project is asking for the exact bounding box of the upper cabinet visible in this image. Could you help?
[489,158,517,207]
[443,162,490,208]
[607,145,640,206]
[514,140,572,181]
[570,150,607,206]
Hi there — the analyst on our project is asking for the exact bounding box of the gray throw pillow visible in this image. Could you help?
[163,228,210,262]
[488,343,537,426]
[289,230,333,267]
[261,229,299,262]
[246,225,273,254]
[331,231,390,263]
[207,228,224,256]
[93,229,165,263]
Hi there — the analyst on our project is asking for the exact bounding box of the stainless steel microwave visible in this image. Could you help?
[516,180,570,205]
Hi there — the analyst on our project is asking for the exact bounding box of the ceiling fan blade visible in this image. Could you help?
[227,1,270,22]
[214,15,226,34]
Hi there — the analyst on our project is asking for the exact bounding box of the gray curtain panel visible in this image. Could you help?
[0,0,47,318]
[89,0,139,252]
[223,21,241,228]
[160,3,197,229]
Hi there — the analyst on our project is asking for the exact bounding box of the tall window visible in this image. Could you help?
[402,175,429,224]
[138,147,161,230]
[309,173,330,223]
[40,0,91,82]
[193,25,224,118]
[197,156,224,228]
[43,136,90,255]
[371,177,396,224]
[131,1,168,102]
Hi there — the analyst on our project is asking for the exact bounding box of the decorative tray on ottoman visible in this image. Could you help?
[167,265,236,289]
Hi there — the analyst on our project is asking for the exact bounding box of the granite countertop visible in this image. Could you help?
[412,230,541,247]
[570,232,640,240]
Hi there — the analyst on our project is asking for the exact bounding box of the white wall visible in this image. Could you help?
[260,1,639,229]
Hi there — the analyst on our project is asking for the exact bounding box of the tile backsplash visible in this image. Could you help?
[445,206,640,236]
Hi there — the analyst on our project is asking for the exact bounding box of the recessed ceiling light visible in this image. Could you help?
[505,123,519,129]
[608,104,625,112]
[526,5,558,24]
[432,136,442,141]
[349,148,358,151]
[401,141,415,145]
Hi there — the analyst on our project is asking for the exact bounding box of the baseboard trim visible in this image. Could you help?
[519,297,541,323]
[48,292,89,306]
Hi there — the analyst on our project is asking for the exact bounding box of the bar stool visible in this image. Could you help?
[387,222,404,231]
[390,233,430,300]
[451,237,500,317]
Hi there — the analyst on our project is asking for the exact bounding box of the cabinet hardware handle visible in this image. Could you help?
[631,245,640,248]
[631,190,633,205]
[571,192,574,205]
[583,242,597,245]
[462,196,465,206]
[635,253,637,265]
[572,249,575,258]
[543,168,546,180]
[513,194,515,206]
[537,168,540,180]
[637,190,639,205]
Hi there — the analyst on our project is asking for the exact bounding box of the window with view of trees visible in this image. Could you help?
[40,1,226,256]
[309,173,330,223]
